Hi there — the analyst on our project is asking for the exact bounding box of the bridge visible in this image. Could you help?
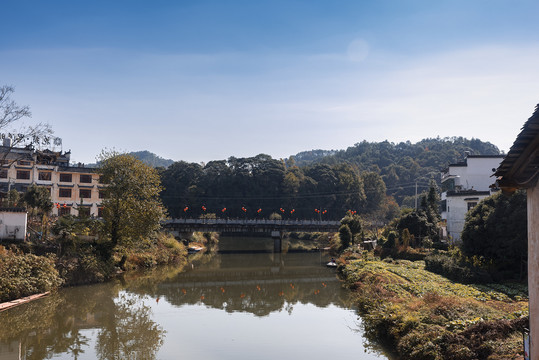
[162,218,341,252]
[163,218,341,234]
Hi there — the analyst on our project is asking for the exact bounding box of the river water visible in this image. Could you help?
[0,237,390,360]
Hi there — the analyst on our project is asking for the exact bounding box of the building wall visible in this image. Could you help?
[444,193,490,241]
[528,182,539,357]
[441,156,503,241]
[443,157,504,191]
[0,211,27,240]
[0,161,102,217]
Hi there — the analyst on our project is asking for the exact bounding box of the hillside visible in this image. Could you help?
[291,137,501,205]
[129,151,174,168]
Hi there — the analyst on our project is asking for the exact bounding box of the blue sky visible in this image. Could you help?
[1,0,538,164]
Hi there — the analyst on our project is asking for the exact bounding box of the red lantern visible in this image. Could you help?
[202,206,207,212]
[184,206,189,212]
[222,207,226,213]
[257,208,262,213]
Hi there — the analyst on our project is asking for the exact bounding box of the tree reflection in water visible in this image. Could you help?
[96,293,165,360]
[0,284,165,360]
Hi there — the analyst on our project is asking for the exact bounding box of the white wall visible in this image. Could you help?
[450,157,503,191]
[445,194,490,241]
[0,211,27,240]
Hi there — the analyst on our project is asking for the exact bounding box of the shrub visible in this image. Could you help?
[0,247,64,302]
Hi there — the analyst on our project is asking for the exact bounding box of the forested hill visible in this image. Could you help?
[130,151,174,168]
[158,137,501,221]
[291,137,501,205]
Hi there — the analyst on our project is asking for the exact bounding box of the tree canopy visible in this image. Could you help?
[461,191,527,277]
[98,152,166,259]
[159,154,395,220]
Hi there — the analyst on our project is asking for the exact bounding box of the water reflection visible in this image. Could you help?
[0,246,388,360]
[0,282,166,360]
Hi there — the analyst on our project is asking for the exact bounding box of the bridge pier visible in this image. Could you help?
[271,231,282,253]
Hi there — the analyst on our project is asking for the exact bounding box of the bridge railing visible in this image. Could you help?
[163,218,341,226]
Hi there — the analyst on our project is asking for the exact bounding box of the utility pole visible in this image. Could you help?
[415,181,418,210]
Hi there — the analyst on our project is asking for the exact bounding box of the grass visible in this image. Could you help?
[341,256,528,359]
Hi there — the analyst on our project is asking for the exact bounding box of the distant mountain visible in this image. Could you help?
[129,150,174,168]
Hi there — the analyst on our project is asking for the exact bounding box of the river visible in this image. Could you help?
[0,237,391,360]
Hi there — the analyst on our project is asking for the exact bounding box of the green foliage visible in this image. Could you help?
[292,137,500,204]
[5,189,20,207]
[340,212,362,235]
[338,224,352,250]
[395,211,436,244]
[160,154,370,220]
[98,151,166,260]
[461,191,527,279]
[0,246,64,302]
[23,185,53,214]
[129,150,174,168]
[424,251,492,283]
[340,258,528,359]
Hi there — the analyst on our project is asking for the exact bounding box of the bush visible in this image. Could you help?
[424,252,492,284]
[0,246,64,302]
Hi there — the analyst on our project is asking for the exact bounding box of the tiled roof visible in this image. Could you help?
[495,104,539,189]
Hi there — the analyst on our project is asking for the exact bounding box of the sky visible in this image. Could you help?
[1,0,538,164]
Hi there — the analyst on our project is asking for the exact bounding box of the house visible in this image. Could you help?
[0,139,103,217]
[494,104,539,359]
[440,154,504,241]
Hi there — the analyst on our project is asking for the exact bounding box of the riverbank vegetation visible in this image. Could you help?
[334,185,529,359]
[0,153,188,303]
[341,254,528,359]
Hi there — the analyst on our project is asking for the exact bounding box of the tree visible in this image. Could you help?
[338,224,352,250]
[0,85,53,152]
[23,185,53,215]
[98,152,166,261]
[23,184,53,240]
[461,191,527,278]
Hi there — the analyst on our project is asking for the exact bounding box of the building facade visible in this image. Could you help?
[0,142,102,217]
[495,104,539,359]
[440,154,504,241]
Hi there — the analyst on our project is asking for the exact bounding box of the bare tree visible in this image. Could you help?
[0,85,53,154]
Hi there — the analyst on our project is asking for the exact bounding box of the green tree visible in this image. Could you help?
[98,152,166,262]
[338,224,352,250]
[461,191,527,278]
[23,184,53,240]
[23,184,53,215]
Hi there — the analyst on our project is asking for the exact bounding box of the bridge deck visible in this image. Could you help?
[163,218,341,233]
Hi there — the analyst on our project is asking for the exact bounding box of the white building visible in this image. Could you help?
[0,141,103,217]
[440,154,504,241]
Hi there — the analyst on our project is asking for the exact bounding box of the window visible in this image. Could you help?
[467,202,478,211]
[79,189,92,198]
[99,190,106,199]
[38,172,52,181]
[59,173,72,182]
[80,174,92,183]
[0,169,7,179]
[0,159,10,166]
[98,207,103,218]
[17,160,31,166]
[59,206,71,216]
[78,207,90,217]
[16,170,30,180]
[59,188,72,198]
